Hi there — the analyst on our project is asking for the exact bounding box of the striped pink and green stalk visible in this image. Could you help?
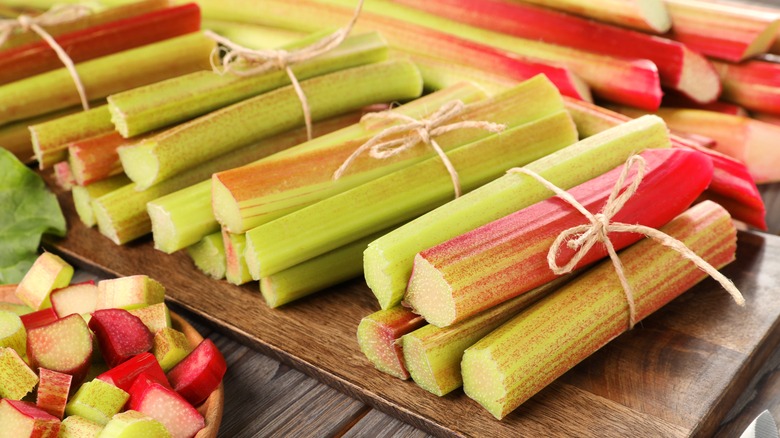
[53,162,75,191]
[0,106,81,163]
[68,132,151,186]
[30,105,114,169]
[316,0,663,110]
[394,0,719,103]
[665,0,780,62]
[462,200,738,419]
[407,148,713,327]
[508,0,671,33]
[612,105,780,185]
[712,56,780,116]
[564,98,767,230]
[192,0,591,102]
[402,278,567,396]
[357,306,426,380]
[222,228,253,286]
[213,76,563,234]
[72,174,131,228]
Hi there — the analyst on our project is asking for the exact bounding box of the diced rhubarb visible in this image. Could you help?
[95,276,165,311]
[36,368,72,419]
[88,309,153,368]
[15,252,73,310]
[153,328,192,372]
[97,352,172,393]
[166,339,226,407]
[0,347,39,400]
[396,0,719,103]
[100,410,172,437]
[59,414,104,437]
[0,4,201,86]
[0,310,26,356]
[129,374,205,438]
[356,306,426,380]
[0,399,60,438]
[50,281,98,319]
[27,314,93,387]
[19,307,58,331]
[65,379,129,426]
[127,303,172,336]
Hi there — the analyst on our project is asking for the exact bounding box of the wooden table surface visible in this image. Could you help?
[69,184,778,438]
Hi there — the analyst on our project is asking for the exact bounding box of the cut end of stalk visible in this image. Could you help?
[461,346,507,419]
[357,316,410,380]
[244,235,262,281]
[187,232,227,281]
[364,243,406,310]
[745,20,780,60]
[405,255,456,327]
[147,202,176,254]
[401,333,445,396]
[223,229,253,286]
[92,200,123,246]
[638,0,672,33]
[117,141,159,190]
[107,98,131,139]
[675,47,721,104]
[73,186,96,228]
[211,174,243,233]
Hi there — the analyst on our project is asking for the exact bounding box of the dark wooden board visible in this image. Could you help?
[45,190,780,437]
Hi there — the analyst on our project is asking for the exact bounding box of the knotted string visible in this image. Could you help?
[204,0,365,141]
[333,100,506,198]
[509,155,744,329]
[0,5,91,111]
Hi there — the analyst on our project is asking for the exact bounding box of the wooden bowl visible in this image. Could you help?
[171,312,225,438]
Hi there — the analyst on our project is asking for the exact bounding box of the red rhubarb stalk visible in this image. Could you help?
[68,131,153,186]
[394,0,719,103]
[356,306,426,379]
[712,56,780,116]
[406,148,712,327]
[0,4,201,86]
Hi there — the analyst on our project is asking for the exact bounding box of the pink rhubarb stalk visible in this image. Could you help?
[395,0,719,103]
[356,306,426,380]
[663,91,747,116]
[712,56,780,116]
[68,131,149,186]
[406,148,712,327]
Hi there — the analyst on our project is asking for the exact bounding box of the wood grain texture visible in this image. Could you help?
[44,187,780,437]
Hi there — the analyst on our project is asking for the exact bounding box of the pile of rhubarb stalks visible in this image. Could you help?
[0,0,778,423]
[1,252,226,437]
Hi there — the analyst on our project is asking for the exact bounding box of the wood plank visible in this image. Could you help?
[45,190,780,437]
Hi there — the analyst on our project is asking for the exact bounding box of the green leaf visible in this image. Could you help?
[0,148,66,284]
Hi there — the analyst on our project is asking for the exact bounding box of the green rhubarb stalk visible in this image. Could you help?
[108,31,388,138]
[222,228,253,286]
[245,110,578,278]
[30,105,114,169]
[118,59,422,190]
[213,75,563,234]
[461,201,737,419]
[0,106,81,163]
[402,278,567,396]
[260,229,389,308]
[0,32,214,127]
[186,232,226,280]
[364,114,671,309]
[357,306,426,380]
[72,173,131,228]
[148,111,364,254]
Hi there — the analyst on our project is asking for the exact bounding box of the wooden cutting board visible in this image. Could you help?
[45,191,780,437]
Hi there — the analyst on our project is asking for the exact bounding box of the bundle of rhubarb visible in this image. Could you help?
[0,252,226,437]
[357,116,743,419]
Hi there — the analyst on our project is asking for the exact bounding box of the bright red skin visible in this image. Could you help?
[128,374,205,438]
[19,308,58,331]
[0,400,61,438]
[97,352,172,392]
[0,4,201,85]
[88,309,153,368]
[36,368,72,419]
[167,339,226,406]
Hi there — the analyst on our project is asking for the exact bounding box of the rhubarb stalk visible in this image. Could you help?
[72,173,131,228]
[222,229,252,286]
[187,232,226,280]
[364,115,670,310]
[357,306,426,380]
[406,148,712,327]
[712,56,780,116]
[68,131,153,186]
[244,110,578,278]
[0,106,80,162]
[461,201,738,419]
[507,0,671,33]
[30,105,114,169]
[118,59,423,190]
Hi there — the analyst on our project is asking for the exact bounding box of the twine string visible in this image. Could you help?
[0,5,92,111]
[204,0,365,141]
[332,100,506,198]
[508,155,744,329]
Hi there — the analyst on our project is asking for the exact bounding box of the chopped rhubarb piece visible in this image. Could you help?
[0,347,39,400]
[59,415,104,437]
[127,303,172,336]
[0,399,60,438]
[166,339,226,407]
[100,410,172,437]
[712,56,780,117]
[36,368,72,419]
[15,252,73,310]
[19,307,58,331]
[27,314,93,387]
[0,310,26,356]
[129,374,205,438]
[96,352,172,393]
[50,281,98,319]
[95,275,165,311]
[153,328,192,373]
[65,379,129,426]
[89,309,153,368]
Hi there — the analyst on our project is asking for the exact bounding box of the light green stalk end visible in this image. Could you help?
[260,229,387,308]
[148,181,216,254]
[30,105,113,169]
[223,229,253,286]
[108,31,388,138]
[365,114,671,309]
[187,232,227,280]
[72,174,132,228]
[357,306,426,380]
[119,59,422,190]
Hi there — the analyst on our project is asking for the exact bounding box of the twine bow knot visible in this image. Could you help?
[333,100,506,198]
[510,154,745,329]
[204,0,365,141]
[0,5,91,111]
